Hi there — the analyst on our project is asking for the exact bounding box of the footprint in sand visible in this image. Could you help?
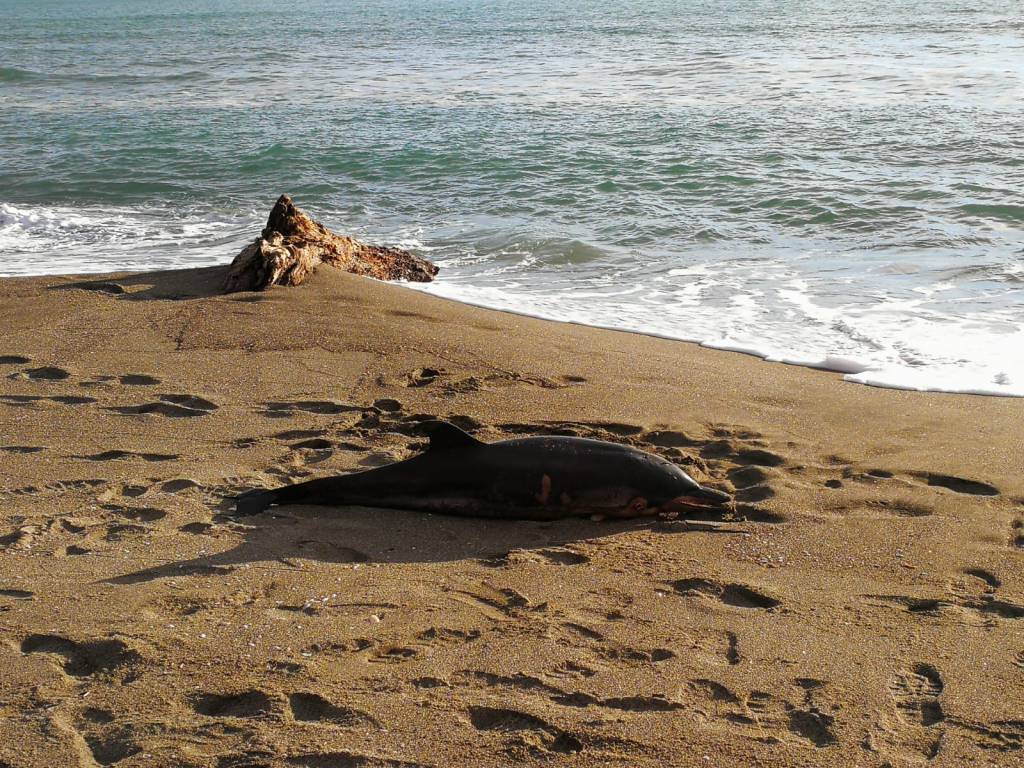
[848,467,1000,498]
[77,450,179,462]
[967,569,1001,590]
[0,525,40,550]
[118,374,160,385]
[403,367,444,387]
[373,397,403,412]
[950,567,1000,600]
[160,478,201,493]
[450,586,536,620]
[686,680,837,748]
[0,588,34,600]
[704,684,839,749]
[96,483,150,503]
[71,709,142,767]
[563,622,604,641]
[0,394,96,406]
[288,693,379,727]
[687,630,741,667]
[83,373,160,387]
[289,438,334,450]
[283,753,429,767]
[483,548,591,568]
[440,376,489,395]
[726,465,778,503]
[179,521,214,535]
[109,393,218,418]
[261,400,359,417]
[275,428,327,440]
[862,498,934,518]
[710,424,765,440]
[9,365,71,381]
[669,578,781,610]
[912,472,999,497]
[292,538,370,563]
[866,556,1023,622]
[597,644,677,666]
[701,440,786,468]
[52,395,97,405]
[21,634,141,678]
[891,665,945,723]
[537,548,590,565]
[467,706,583,755]
[6,478,105,498]
[100,505,167,523]
[641,429,697,448]
[370,627,482,665]
[550,622,677,669]
[191,690,277,718]
[104,523,151,541]
[465,669,683,720]
[882,663,945,761]
[559,692,683,713]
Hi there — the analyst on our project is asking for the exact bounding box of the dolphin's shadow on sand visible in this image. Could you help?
[104,505,744,585]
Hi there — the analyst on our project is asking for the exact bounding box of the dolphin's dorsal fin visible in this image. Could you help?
[422,421,485,451]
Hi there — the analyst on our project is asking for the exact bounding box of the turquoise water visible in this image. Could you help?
[2,0,1022,394]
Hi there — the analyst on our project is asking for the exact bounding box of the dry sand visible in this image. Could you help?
[0,266,1021,768]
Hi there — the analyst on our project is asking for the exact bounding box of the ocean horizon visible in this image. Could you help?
[2,0,1022,396]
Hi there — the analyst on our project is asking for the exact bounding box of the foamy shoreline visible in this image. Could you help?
[404,279,1024,398]
[3,198,1021,399]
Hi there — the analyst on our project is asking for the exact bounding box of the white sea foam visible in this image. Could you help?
[2,201,1022,398]
[0,202,256,274]
[404,258,1024,398]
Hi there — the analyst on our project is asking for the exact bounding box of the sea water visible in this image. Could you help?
[1,0,1022,396]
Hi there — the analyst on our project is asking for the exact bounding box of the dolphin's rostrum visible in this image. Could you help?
[234,421,730,520]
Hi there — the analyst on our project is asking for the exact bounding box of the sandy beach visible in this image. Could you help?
[0,266,1021,768]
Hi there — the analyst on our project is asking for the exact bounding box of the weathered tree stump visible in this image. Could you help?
[223,195,438,293]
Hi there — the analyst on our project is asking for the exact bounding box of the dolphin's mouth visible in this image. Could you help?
[663,486,732,512]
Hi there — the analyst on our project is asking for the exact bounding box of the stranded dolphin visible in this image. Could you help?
[233,420,730,520]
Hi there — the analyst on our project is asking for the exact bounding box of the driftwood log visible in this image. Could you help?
[223,195,438,293]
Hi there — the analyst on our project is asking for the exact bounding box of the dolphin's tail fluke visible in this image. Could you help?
[233,488,278,516]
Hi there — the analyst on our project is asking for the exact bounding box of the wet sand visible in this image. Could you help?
[0,266,1021,767]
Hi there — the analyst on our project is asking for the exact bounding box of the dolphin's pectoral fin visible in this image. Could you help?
[421,420,486,452]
